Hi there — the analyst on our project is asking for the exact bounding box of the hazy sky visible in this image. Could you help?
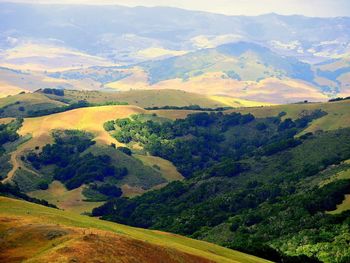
[1,0,350,17]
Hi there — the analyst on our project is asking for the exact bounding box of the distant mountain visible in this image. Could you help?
[1,3,350,64]
[1,3,350,102]
[140,42,315,84]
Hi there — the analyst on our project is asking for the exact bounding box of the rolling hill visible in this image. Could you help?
[1,3,350,64]
[89,98,350,263]
[0,89,272,118]
[1,105,173,213]
[0,92,350,262]
[1,3,350,102]
[0,196,270,263]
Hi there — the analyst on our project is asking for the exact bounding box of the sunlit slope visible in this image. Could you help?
[63,89,270,108]
[3,105,145,184]
[0,92,65,108]
[231,99,350,134]
[0,197,271,263]
[106,70,327,104]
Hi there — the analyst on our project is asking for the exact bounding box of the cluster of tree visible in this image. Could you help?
[107,111,323,177]
[84,183,123,201]
[94,110,350,262]
[145,105,233,111]
[27,100,128,117]
[0,118,22,155]
[0,182,57,208]
[40,88,65,96]
[329,96,350,102]
[25,130,128,190]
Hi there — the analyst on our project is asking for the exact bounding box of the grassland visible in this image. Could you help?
[29,181,103,214]
[208,95,274,107]
[135,154,184,182]
[0,196,270,263]
[2,105,145,184]
[87,145,167,197]
[326,160,350,214]
[0,81,25,98]
[230,99,350,134]
[0,117,14,124]
[0,92,65,108]
[63,89,270,108]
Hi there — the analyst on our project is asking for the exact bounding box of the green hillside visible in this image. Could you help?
[0,196,270,263]
[140,42,315,84]
[232,99,350,135]
[92,101,350,263]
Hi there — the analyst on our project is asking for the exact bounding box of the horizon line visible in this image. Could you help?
[0,1,349,19]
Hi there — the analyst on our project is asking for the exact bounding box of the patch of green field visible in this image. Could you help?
[328,195,350,214]
[326,161,350,214]
[0,196,271,263]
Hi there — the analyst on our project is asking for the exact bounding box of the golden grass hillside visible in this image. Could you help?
[63,89,271,108]
[105,69,327,104]
[0,92,65,108]
[0,197,271,263]
[2,105,146,184]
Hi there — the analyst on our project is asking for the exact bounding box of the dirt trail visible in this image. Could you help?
[2,105,145,184]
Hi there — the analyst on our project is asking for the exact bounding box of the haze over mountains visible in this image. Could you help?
[0,2,350,102]
[2,2,350,262]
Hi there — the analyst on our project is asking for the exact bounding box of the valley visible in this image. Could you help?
[1,89,350,262]
[1,2,350,262]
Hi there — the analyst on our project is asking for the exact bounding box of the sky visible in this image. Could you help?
[1,0,350,17]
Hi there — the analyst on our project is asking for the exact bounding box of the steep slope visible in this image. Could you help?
[92,103,350,262]
[0,196,270,263]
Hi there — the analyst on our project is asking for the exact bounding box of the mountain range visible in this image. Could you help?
[0,2,350,103]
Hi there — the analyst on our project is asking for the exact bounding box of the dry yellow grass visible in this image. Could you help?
[3,105,145,184]
[120,184,148,198]
[0,42,113,71]
[0,118,15,125]
[0,92,65,108]
[0,197,271,263]
[135,154,184,182]
[209,95,274,107]
[106,69,327,104]
[0,82,26,98]
[29,181,103,214]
